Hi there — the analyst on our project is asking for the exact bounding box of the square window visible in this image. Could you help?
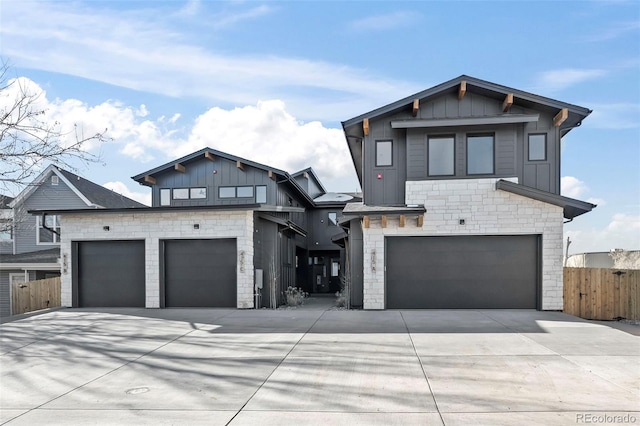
[51,175,59,186]
[219,187,236,198]
[160,189,171,206]
[173,188,189,199]
[237,186,254,198]
[428,136,455,176]
[376,140,393,167]
[467,135,494,175]
[328,212,338,226]
[190,187,207,199]
[256,186,267,203]
[37,215,60,244]
[528,134,546,161]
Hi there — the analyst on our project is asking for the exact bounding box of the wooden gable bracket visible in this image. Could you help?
[204,152,215,161]
[417,215,424,227]
[268,170,276,181]
[363,216,370,229]
[174,163,186,173]
[381,215,387,228]
[363,118,370,136]
[458,81,467,100]
[412,99,419,117]
[554,108,568,127]
[399,215,406,228]
[502,93,514,112]
[236,160,245,171]
[303,171,309,179]
[144,175,156,185]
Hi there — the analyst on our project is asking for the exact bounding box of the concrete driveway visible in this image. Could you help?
[1,302,638,425]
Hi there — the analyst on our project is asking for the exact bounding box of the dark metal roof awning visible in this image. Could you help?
[496,180,596,220]
[257,213,307,237]
[391,114,539,129]
[341,203,426,217]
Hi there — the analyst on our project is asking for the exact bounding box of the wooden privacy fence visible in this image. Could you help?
[11,277,61,316]
[564,267,639,320]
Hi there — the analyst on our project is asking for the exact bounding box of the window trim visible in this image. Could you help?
[427,135,456,177]
[466,133,495,176]
[36,215,61,245]
[375,140,393,167]
[528,133,547,161]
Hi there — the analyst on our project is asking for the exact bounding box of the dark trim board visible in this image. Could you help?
[384,235,541,309]
[72,240,145,308]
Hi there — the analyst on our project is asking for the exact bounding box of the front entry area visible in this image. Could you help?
[386,235,540,309]
[161,239,237,308]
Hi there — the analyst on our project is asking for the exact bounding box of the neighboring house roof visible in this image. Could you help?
[314,193,354,204]
[0,247,60,269]
[342,75,593,184]
[9,164,145,209]
[496,180,596,220]
[291,167,328,195]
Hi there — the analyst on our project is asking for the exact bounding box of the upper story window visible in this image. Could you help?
[528,134,546,161]
[428,136,455,176]
[0,219,12,241]
[173,187,206,200]
[190,188,207,199]
[160,189,170,206]
[237,186,254,198]
[376,140,393,167]
[173,188,189,199]
[37,215,61,245]
[328,212,338,226]
[467,134,494,175]
[51,175,59,186]
[256,186,267,203]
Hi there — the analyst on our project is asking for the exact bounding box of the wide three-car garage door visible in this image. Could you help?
[76,240,145,308]
[163,239,237,308]
[386,235,539,309]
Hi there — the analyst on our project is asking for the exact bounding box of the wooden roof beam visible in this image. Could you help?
[363,118,370,136]
[381,215,387,228]
[412,99,419,117]
[458,81,467,100]
[268,170,276,181]
[204,152,215,161]
[502,93,514,112]
[174,163,186,173]
[399,215,406,227]
[417,215,424,227]
[236,160,245,171]
[144,175,156,185]
[363,216,370,229]
[554,108,568,127]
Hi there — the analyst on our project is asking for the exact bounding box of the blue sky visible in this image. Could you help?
[1,0,638,254]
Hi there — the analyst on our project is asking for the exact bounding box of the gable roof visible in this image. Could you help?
[9,165,146,209]
[131,147,289,185]
[342,75,593,184]
[291,167,327,195]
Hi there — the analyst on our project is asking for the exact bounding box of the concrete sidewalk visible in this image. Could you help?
[0,305,638,425]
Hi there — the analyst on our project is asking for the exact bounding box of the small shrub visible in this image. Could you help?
[335,290,348,308]
[284,286,307,306]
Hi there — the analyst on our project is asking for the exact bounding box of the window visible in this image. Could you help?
[328,212,338,226]
[428,136,455,176]
[331,261,340,277]
[237,186,254,198]
[37,215,61,244]
[0,219,12,241]
[219,187,236,198]
[51,175,59,186]
[173,188,189,199]
[528,134,546,161]
[256,186,267,203]
[160,189,170,206]
[467,134,494,175]
[376,140,393,166]
[190,187,207,199]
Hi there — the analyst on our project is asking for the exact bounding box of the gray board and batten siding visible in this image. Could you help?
[360,91,561,206]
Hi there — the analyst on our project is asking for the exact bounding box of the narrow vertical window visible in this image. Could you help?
[160,189,171,206]
[328,212,338,226]
[528,134,546,161]
[376,140,393,166]
[467,135,494,175]
[428,136,455,176]
[256,186,267,203]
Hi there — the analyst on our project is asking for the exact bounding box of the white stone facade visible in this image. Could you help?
[59,210,255,309]
[362,178,564,310]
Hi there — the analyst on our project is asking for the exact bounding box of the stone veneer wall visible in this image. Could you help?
[59,210,254,309]
[362,178,564,310]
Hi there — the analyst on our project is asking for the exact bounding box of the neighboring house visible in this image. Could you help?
[32,149,354,310]
[566,251,640,269]
[0,165,145,317]
[340,75,596,310]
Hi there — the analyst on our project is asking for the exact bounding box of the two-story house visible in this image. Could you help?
[340,75,596,310]
[0,165,145,317]
[33,149,353,310]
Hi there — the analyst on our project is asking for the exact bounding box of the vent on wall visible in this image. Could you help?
[51,175,59,186]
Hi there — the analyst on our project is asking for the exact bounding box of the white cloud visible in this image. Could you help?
[583,103,640,129]
[350,11,419,32]
[566,213,640,253]
[535,68,607,92]
[102,181,151,206]
[582,20,640,42]
[606,213,640,232]
[561,176,589,198]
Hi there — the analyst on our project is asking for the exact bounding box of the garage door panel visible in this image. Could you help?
[164,239,237,308]
[77,241,145,308]
[386,235,538,309]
